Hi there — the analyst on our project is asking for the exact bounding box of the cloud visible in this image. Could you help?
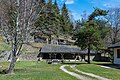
[65,0,74,4]
[103,3,112,8]
[102,2,120,8]
[89,0,120,8]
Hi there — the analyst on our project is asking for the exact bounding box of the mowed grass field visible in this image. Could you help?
[63,61,120,80]
[0,61,120,80]
[0,61,78,80]
[75,62,120,80]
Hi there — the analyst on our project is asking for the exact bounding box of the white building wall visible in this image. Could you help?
[114,48,120,64]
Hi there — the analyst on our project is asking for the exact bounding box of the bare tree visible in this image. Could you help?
[105,8,120,44]
[0,0,43,74]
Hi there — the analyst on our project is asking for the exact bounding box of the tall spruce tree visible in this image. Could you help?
[53,0,59,14]
[45,0,60,38]
[61,3,71,33]
[34,0,62,39]
[34,0,46,35]
[34,0,74,40]
[52,0,62,37]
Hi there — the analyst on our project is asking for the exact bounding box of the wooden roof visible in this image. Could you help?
[40,46,81,53]
[40,46,97,54]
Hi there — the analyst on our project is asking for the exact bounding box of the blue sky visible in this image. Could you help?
[56,0,120,20]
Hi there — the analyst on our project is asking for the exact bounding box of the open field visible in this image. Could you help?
[0,61,78,80]
[75,62,120,80]
[0,60,120,80]
[61,61,120,80]
[65,66,98,80]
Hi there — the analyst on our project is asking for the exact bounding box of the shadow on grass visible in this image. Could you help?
[0,68,26,74]
[62,61,120,69]
[93,62,120,69]
[14,68,27,72]
[97,64,120,69]
[0,69,8,74]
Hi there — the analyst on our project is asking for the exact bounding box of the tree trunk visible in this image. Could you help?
[88,44,90,64]
[8,28,18,74]
[8,56,17,74]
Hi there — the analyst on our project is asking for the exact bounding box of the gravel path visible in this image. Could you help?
[70,65,111,80]
[60,65,92,80]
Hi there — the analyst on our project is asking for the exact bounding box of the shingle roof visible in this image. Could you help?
[40,46,96,54]
[41,46,81,53]
[108,42,120,48]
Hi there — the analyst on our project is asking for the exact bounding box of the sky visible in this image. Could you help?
[56,0,120,20]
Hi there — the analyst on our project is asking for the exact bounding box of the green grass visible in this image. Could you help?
[0,61,120,80]
[0,61,78,80]
[76,62,120,80]
[65,66,97,80]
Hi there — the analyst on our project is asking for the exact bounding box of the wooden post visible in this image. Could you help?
[61,54,64,59]
[55,53,56,59]
[49,53,51,59]
[61,54,64,63]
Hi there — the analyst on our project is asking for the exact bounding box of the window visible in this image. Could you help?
[117,49,120,58]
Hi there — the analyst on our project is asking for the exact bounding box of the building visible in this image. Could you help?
[108,42,120,64]
[33,34,99,61]
[38,45,81,60]
[38,45,98,61]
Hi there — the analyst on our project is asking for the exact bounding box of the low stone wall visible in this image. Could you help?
[19,52,39,60]
[0,51,39,61]
[0,51,11,61]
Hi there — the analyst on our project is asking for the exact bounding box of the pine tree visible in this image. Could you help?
[52,0,62,36]
[34,0,61,38]
[53,0,59,14]
[34,0,47,36]
[34,0,74,39]
[61,3,71,34]
[75,8,108,64]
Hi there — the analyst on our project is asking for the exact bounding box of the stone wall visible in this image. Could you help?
[0,51,11,61]
[19,52,39,60]
[0,51,39,61]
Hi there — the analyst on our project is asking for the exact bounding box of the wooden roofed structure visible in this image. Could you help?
[38,45,97,61]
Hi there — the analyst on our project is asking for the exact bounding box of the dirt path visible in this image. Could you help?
[60,65,92,80]
[70,65,111,80]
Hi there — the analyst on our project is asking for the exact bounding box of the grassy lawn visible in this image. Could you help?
[65,66,97,80]
[75,62,120,80]
[0,61,78,80]
[0,61,120,80]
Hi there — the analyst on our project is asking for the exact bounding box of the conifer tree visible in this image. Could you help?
[34,0,61,39]
[61,3,71,34]
[75,8,108,64]
[34,0,74,39]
